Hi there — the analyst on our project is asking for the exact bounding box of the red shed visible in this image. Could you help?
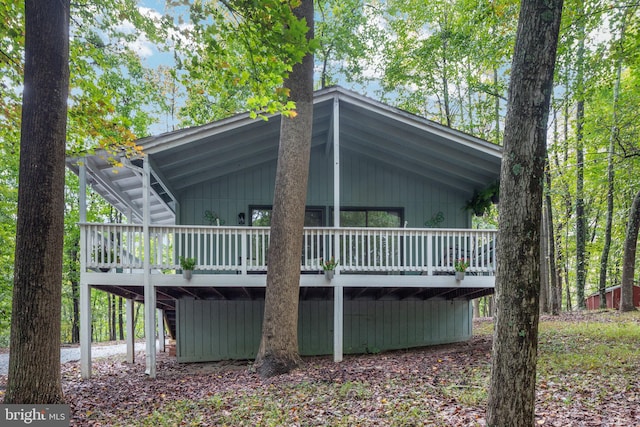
[586,285,640,310]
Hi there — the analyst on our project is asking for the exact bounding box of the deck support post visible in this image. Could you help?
[332,94,344,363]
[333,283,343,362]
[143,158,156,378]
[78,159,93,379]
[126,298,135,363]
[125,206,135,364]
[332,96,341,231]
[80,282,92,379]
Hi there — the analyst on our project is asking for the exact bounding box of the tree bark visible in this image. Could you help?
[486,0,563,425]
[5,0,69,404]
[255,0,314,378]
[620,189,640,312]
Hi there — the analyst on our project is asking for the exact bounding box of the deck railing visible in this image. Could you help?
[81,224,497,275]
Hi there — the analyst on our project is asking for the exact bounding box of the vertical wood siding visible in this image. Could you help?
[178,148,470,228]
[176,298,472,362]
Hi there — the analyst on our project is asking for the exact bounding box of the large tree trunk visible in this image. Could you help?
[255,0,314,378]
[486,0,563,425]
[620,189,640,312]
[5,0,69,404]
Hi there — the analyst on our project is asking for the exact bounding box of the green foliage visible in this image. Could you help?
[464,181,499,217]
[173,0,313,125]
[66,0,172,157]
[315,0,381,88]
[376,0,518,141]
[538,316,640,374]
[179,256,196,271]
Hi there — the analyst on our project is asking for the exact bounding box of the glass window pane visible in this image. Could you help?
[340,211,367,227]
[368,210,402,227]
[251,209,272,226]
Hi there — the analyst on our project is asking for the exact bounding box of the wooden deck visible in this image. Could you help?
[81,223,497,275]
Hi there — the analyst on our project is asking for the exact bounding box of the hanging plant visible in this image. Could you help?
[464,182,499,217]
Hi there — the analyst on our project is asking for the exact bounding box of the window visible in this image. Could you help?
[337,208,403,228]
[249,206,325,226]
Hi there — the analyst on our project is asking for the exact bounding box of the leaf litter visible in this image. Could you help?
[0,310,637,426]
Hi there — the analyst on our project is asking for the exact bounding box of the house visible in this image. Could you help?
[66,86,502,379]
[585,285,640,310]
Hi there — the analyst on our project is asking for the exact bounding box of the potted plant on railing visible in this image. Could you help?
[179,256,196,280]
[454,258,469,281]
[320,257,339,280]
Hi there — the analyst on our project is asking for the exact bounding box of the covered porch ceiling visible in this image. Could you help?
[66,86,502,225]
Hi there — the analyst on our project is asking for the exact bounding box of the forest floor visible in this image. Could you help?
[1,310,639,426]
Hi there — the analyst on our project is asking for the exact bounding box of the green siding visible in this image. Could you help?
[176,298,472,362]
[178,147,470,228]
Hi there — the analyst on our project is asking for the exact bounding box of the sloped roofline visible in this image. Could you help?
[138,85,502,158]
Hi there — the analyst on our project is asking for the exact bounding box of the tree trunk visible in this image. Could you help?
[5,0,69,404]
[118,297,125,341]
[108,294,114,341]
[540,207,549,314]
[440,15,452,128]
[620,189,640,312]
[69,238,80,343]
[255,0,314,378]
[110,294,117,341]
[545,156,560,315]
[486,1,563,425]
[71,281,80,343]
[134,302,141,335]
[575,0,587,310]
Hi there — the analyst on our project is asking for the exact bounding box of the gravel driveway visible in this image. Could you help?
[0,342,148,375]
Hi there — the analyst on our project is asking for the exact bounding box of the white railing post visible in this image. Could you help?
[143,159,156,378]
[241,228,247,275]
[427,230,433,275]
[83,225,496,276]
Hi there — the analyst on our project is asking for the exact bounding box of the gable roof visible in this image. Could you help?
[67,86,502,225]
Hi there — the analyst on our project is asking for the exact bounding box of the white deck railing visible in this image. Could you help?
[81,224,497,275]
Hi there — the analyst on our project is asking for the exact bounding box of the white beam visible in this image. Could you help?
[79,159,87,223]
[333,284,343,362]
[80,282,91,379]
[332,96,343,363]
[332,96,340,229]
[126,299,135,363]
[79,161,92,379]
[143,158,156,378]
